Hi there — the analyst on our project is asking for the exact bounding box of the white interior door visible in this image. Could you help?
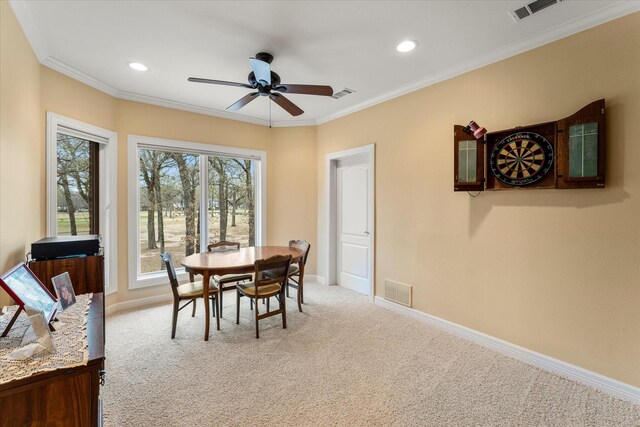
[337,156,371,295]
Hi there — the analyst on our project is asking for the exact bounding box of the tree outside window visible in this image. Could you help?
[56,134,98,236]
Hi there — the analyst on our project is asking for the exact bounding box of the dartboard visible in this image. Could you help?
[490,131,554,186]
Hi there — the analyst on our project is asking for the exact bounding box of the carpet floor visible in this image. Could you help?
[103,281,640,426]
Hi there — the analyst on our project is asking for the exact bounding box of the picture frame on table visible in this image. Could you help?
[0,263,58,337]
[51,272,77,311]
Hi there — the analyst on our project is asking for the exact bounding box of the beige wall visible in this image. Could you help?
[316,13,640,387]
[0,2,43,306]
[269,126,318,274]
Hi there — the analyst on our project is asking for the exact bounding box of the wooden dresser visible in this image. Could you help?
[0,291,105,426]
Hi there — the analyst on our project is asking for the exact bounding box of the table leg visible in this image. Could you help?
[203,270,211,341]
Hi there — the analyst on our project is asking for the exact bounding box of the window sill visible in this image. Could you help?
[129,269,190,290]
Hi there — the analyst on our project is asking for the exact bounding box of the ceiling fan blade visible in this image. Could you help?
[273,84,333,96]
[249,58,271,87]
[188,77,253,89]
[269,93,304,116]
[227,92,259,112]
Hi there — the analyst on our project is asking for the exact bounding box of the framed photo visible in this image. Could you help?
[51,272,77,311]
[0,263,58,325]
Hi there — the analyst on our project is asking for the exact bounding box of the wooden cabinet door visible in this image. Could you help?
[454,125,485,192]
[557,99,605,189]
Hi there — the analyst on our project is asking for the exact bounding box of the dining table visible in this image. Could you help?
[181,245,305,341]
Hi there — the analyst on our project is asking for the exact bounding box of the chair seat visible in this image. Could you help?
[263,264,299,279]
[237,282,281,297]
[288,263,300,276]
[177,279,218,298]
[214,273,253,285]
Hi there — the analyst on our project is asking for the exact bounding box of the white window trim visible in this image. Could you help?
[45,112,118,296]
[127,134,267,290]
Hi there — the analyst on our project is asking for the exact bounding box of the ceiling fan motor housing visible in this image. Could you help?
[255,52,274,64]
[248,71,281,93]
[188,51,332,117]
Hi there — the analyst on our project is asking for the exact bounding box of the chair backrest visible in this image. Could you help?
[160,253,180,298]
[254,255,292,291]
[289,240,311,265]
[208,240,240,252]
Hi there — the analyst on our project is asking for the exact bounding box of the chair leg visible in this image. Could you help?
[236,291,241,325]
[286,280,290,298]
[255,298,260,339]
[219,289,224,318]
[300,279,304,304]
[266,297,270,312]
[171,300,179,339]
[297,287,303,313]
[214,295,220,331]
[192,299,197,317]
[281,290,287,330]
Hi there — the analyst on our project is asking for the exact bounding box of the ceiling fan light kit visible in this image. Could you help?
[188,52,333,117]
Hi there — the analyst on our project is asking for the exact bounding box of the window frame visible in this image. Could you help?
[127,134,267,289]
[46,112,118,296]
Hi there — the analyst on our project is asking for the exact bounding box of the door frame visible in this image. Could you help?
[324,144,375,301]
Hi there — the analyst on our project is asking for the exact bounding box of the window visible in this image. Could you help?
[56,134,99,235]
[128,135,266,288]
[208,157,256,246]
[46,113,118,295]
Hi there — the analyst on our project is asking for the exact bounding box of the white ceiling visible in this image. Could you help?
[10,1,640,127]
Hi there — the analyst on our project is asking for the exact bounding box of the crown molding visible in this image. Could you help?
[118,90,268,126]
[317,1,640,125]
[41,57,120,97]
[11,0,640,128]
[8,0,49,62]
[116,90,317,128]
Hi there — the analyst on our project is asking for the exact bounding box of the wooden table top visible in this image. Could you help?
[180,246,304,274]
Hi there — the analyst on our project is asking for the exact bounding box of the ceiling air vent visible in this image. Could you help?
[509,0,563,22]
[331,88,355,99]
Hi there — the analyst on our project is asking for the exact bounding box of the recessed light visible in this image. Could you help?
[396,40,417,53]
[129,62,148,72]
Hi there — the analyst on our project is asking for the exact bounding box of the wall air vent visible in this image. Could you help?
[384,279,412,307]
[509,0,563,22]
[331,88,355,99]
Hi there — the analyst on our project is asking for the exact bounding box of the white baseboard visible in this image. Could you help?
[306,275,326,285]
[374,296,640,404]
[105,293,172,316]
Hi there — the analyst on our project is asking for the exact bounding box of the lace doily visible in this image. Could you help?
[0,293,93,385]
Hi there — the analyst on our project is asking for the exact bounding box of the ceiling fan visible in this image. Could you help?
[188,52,333,117]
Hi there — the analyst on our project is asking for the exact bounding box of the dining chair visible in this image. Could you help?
[287,240,311,312]
[161,253,220,339]
[236,254,291,338]
[208,241,253,317]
